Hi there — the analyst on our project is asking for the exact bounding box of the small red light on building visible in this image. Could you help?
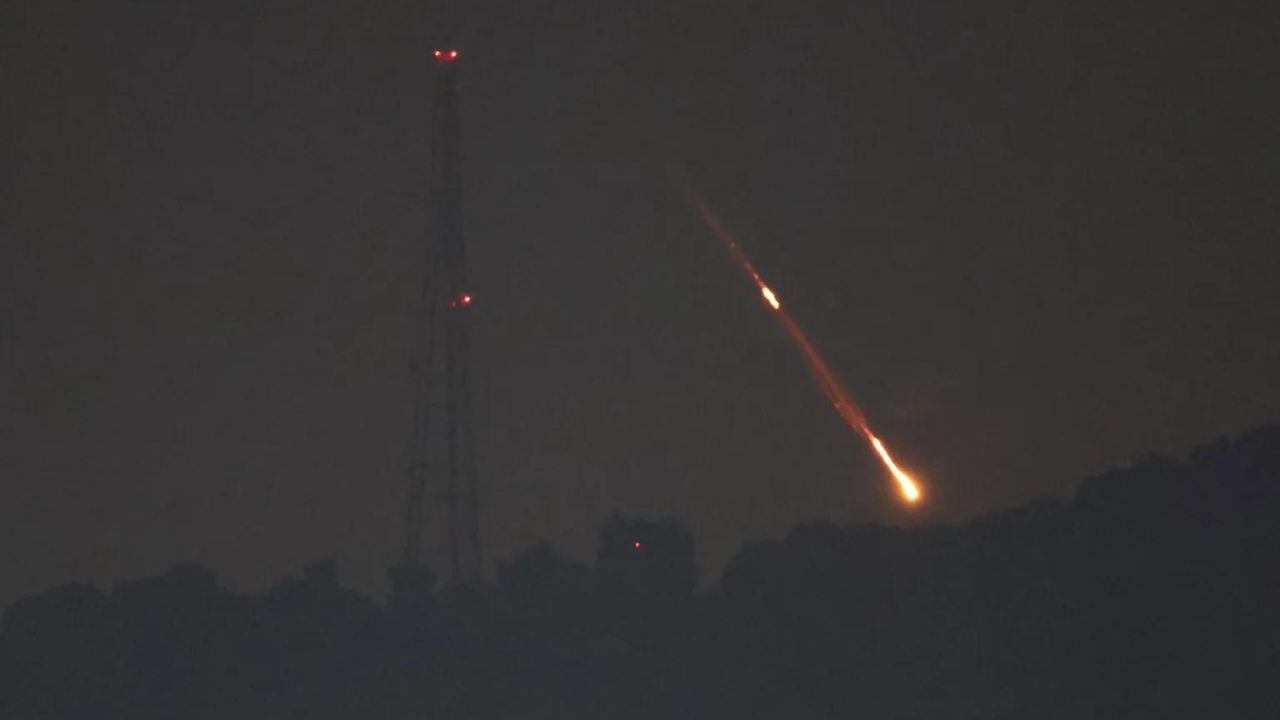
[460,293,472,306]
[632,540,642,549]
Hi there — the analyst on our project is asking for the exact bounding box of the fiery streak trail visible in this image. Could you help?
[686,192,923,505]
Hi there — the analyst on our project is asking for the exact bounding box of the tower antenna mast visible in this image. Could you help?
[394,44,481,591]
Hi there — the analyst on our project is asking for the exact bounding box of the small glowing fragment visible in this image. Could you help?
[760,285,781,310]
[632,540,642,549]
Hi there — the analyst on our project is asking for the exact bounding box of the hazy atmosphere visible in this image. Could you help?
[4,0,1277,607]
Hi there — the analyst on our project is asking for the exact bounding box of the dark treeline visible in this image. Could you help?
[3,426,1278,719]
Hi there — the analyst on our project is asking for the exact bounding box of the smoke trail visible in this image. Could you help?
[682,185,922,504]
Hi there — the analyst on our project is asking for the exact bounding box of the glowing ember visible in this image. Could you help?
[871,436,922,503]
[683,185,925,506]
[760,285,781,310]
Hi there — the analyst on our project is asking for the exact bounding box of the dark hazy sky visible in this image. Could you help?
[3,0,1278,605]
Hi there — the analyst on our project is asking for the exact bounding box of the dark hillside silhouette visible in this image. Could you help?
[3,425,1278,718]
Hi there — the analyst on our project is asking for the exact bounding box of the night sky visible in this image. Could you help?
[3,0,1278,606]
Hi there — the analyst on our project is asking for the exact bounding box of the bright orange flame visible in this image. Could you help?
[684,187,925,506]
[871,436,921,503]
[760,285,780,310]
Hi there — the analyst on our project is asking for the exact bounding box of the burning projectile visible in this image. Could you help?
[683,187,923,505]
